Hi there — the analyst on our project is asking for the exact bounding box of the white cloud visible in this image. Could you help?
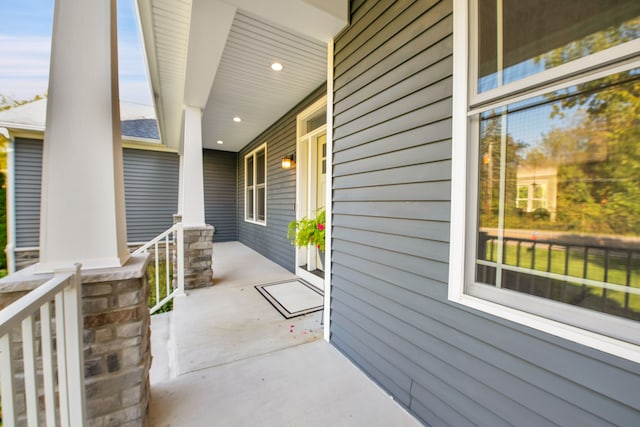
[117,39,148,79]
[0,78,49,100]
[119,80,153,106]
[0,34,152,106]
[117,39,155,105]
[0,35,51,97]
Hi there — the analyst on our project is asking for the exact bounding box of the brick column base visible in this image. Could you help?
[0,254,152,426]
[82,254,152,427]
[182,225,214,289]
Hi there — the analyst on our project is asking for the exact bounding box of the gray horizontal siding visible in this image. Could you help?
[123,148,179,242]
[14,139,179,246]
[204,149,238,242]
[331,1,640,426]
[237,84,326,272]
[14,138,43,248]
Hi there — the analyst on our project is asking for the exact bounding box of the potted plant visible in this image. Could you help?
[287,209,326,259]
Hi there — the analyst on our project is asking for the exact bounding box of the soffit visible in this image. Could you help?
[138,0,346,152]
[137,0,192,149]
[201,10,327,151]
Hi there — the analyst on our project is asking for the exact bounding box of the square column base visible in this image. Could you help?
[182,225,214,290]
[81,255,152,426]
[0,255,152,426]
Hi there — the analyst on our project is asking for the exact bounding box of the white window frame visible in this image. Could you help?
[449,0,640,364]
[244,143,267,226]
[515,185,529,211]
[516,183,546,212]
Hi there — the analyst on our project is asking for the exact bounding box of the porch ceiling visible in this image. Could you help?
[136,0,348,152]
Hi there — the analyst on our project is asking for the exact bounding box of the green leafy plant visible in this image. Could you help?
[287,209,326,252]
[148,262,173,314]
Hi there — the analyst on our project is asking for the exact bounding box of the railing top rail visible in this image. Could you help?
[0,271,76,337]
[132,223,180,256]
[483,233,640,253]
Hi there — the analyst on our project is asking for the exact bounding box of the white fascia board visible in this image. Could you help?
[132,0,161,125]
[135,0,187,151]
[135,0,166,143]
[0,123,46,133]
[122,139,176,152]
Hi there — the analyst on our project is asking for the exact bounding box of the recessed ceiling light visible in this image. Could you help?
[271,62,283,71]
[233,117,242,123]
[217,140,223,144]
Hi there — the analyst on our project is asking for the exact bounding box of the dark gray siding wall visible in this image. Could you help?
[204,149,238,242]
[14,139,179,245]
[238,85,326,272]
[14,138,42,247]
[123,148,179,242]
[331,1,640,426]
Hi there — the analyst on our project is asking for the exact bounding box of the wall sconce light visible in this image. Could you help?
[281,154,295,169]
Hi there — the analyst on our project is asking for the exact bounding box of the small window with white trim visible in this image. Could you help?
[451,0,640,359]
[245,144,267,225]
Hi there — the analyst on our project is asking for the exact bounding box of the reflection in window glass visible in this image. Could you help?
[247,156,254,184]
[306,110,327,134]
[245,145,267,224]
[476,69,640,321]
[478,0,640,93]
[256,150,265,185]
[257,188,265,221]
[533,185,544,200]
[246,188,254,221]
[518,186,528,199]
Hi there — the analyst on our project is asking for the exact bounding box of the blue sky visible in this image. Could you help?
[0,0,153,106]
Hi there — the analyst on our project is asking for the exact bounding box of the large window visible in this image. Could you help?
[245,144,266,225]
[450,0,640,360]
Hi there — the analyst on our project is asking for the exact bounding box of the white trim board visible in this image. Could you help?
[324,40,334,342]
[294,94,328,294]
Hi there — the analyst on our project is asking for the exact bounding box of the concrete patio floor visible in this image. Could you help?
[149,242,421,426]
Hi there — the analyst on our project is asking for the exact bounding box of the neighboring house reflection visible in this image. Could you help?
[515,165,558,220]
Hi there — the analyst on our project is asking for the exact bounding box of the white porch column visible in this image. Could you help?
[38,0,129,271]
[179,106,206,226]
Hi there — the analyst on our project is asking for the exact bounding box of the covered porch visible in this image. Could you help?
[0,0,354,424]
[4,0,639,425]
[149,242,420,426]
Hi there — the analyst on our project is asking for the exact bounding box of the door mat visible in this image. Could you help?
[255,279,324,319]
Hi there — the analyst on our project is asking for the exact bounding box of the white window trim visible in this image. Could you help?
[471,39,640,108]
[448,0,640,364]
[244,143,267,226]
[516,183,546,212]
[294,94,328,292]
[297,96,328,140]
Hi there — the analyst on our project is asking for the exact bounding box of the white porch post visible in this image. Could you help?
[176,106,214,289]
[38,0,129,271]
[179,106,206,226]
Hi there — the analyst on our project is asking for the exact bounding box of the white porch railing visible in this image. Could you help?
[133,223,184,314]
[0,264,86,426]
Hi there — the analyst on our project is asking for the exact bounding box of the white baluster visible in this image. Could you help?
[60,266,86,425]
[0,333,17,425]
[22,313,40,426]
[55,291,70,427]
[40,301,57,426]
